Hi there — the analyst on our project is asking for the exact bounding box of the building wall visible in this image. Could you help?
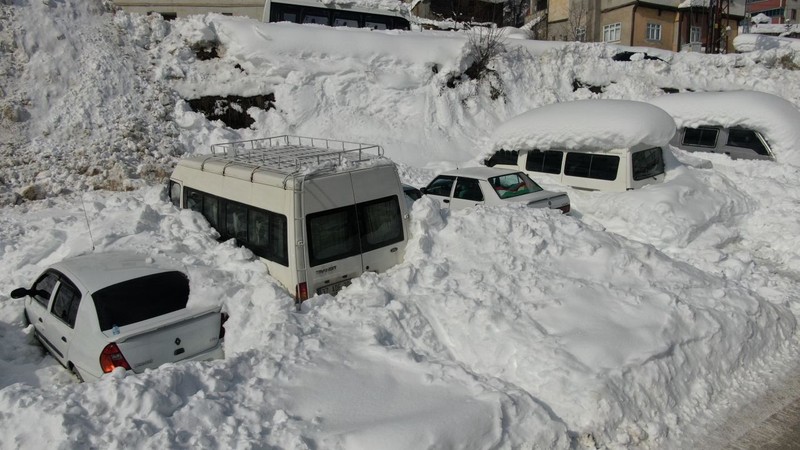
[630,6,677,49]
[115,0,265,20]
[599,5,634,43]
[549,0,571,22]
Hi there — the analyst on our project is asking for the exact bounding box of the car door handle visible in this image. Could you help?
[61,336,67,343]
[443,199,450,203]
[38,318,43,323]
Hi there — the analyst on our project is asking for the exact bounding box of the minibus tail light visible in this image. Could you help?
[296,282,309,301]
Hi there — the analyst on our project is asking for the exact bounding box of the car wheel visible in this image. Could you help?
[69,364,84,383]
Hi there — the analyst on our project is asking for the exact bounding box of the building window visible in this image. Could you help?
[603,23,622,42]
[576,26,586,42]
[690,26,702,43]
[646,23,662,41]
[791,9,797,21]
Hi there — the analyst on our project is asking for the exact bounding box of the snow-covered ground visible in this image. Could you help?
[3,1,800,448]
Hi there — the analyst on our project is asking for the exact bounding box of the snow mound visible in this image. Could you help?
[491,100,676,152]
[649,90,800,165]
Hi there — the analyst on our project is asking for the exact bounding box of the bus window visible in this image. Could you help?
[364,15,389,29]
[302,11,329,25]
[333,11,360,27]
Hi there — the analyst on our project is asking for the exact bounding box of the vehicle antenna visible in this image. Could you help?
[80,194,96,252]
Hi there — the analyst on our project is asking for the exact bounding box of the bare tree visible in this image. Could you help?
[465,26,507,79]
[567,0,589,41]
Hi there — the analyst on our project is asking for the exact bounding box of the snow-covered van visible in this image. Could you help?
[649,91,800,163]
[485,100,676,192]
[168,136,410,304]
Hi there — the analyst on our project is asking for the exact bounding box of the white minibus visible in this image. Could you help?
[169,136,410,306]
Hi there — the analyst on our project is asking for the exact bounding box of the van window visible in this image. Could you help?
[727,128,770,156]
[169,181,181,207]
[564,153,620,181]
[682,127,719,147]
[249,209,289,266]
[632,147,665,181]
[525,150,563,174]
[307,206,360,267]
[426,176,456,196]
[50,279,81,328]
[302,12,329,24]
[185,188,289,266]
[358,196,403,252]
[226,202,248,243]
[485,150,518,167]
[203,196,220,229]
[333,11,360,27]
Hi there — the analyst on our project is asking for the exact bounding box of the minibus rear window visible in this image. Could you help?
[358,196,403,252]
[307,206,360,267]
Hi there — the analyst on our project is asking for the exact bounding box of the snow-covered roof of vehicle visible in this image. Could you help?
[491,100,676,153]
[439,166,523,180]
[648,90,800,165]
[50,252,185,293]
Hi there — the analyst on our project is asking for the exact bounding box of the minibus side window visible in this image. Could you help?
[565,153,619,181]
[357,196,403,252]
[186,188,203,213]
[525,150,563,174]
[249,209,289,266]
[307,206,360,267]
[226,202,248,243]
[168,181,182,207]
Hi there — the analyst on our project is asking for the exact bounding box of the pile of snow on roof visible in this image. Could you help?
[491,100,676,152]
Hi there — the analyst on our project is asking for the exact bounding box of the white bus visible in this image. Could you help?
[169,136,410,306]
[262,0,411,30]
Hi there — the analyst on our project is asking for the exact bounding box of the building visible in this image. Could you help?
[746,0,799,24]
[114,0,264,20]
[544,0,746,52]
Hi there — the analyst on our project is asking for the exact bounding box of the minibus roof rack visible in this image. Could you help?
[208,135,384,174]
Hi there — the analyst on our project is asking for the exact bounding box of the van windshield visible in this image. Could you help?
[632,147,665,181]
[93,271,190,331]
[489,173,543,199]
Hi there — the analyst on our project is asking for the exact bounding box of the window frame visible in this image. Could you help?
[31,271,59,308]
[632,147,665,181]
[525,150,563,174]
[681,126,720,148]
[564,153,620,181]
[689,26,702,44]
[646,23,662,41]
[49,277,82,329]
[603,22,622,43]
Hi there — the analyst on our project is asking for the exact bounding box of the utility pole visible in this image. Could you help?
[706,0,731,53]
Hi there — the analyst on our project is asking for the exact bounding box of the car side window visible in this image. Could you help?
[454,178,484,201]
[50,279,82,328]
[31,272,59,308]
[727,128,770,156]
[425,176,455,197]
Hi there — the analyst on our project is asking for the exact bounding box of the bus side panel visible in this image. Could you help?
[351,165,408,274]
[301,173,363,296]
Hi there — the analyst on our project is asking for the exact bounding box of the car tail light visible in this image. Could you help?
[99,343,131,373]
[219,312,229,339]
[559,204,571,214]
[296,282,309,302]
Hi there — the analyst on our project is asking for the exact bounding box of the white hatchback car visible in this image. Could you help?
[421,167,570,213]
[12,252,225,381]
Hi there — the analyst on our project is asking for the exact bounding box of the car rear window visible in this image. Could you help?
[489,173,543,199]
[93,271,190,331]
